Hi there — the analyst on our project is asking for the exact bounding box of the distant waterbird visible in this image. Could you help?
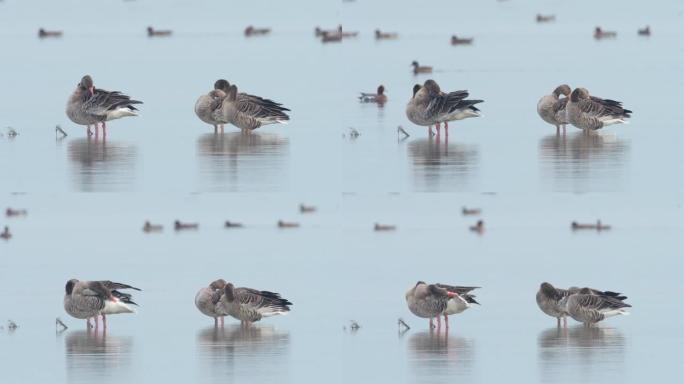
[147,26,172,37]
[450,35,473,45]
[375,30,398,40]
[638,26,651,36]
[5,208,27,217]
[411,61,432,75]
[0,226,11,240]
[469,220,484,233]
[244,26,271,37]
[358,85,387,104]
[278,220,299,228]
[571,220,611,231]
[594,27,617,39]
[142,221,163,233]
[38,28,62,38]
[462,207,481,216]
[536,14,556,23]
[174,220,199,230]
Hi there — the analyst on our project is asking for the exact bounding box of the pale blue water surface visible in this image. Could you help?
[1,0,683,383]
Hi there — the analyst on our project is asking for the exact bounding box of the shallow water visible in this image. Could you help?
[1,0,683,383]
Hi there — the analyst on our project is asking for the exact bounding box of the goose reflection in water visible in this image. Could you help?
[197,325,290,380]
[539,131,629,192]
[67,137,138,192]
[407,331,475,381]
[64,330,133,381]
[196,132,289,192]
[407,136,479,192]
[538,326,625,382]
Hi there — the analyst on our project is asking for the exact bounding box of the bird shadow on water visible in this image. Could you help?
[67,138,138,192]
[538,131,629,192]
[64,330,133,382]
[196,325,290,381]
[537,326,625,382]
[196,132,289,192]
[406,330,475,381]
[407,136,479,192]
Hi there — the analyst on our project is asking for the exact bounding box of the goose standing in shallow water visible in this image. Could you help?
[63,279,140,329]
[195,85,229,132]
[66,75,142,136]
[219,283,292,325]
[406,79,483,136]
[566,88,632,131]
[537,84,571,132]
[566,288,631,325]
[195,279,228,326]
[406,282,478,330]
[215,82,290,131]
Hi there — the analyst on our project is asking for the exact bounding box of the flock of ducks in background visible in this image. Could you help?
[58,277,631,332]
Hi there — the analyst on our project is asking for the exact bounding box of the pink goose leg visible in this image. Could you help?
[94,315,100,330]
[87,125,92,136]
[435,122,441,137]
[102,314,107,329]
[436,315,442,331]
[102,121,107,137]
[445,122,449,138]
[87,318,92,329]
[444,314,449,330]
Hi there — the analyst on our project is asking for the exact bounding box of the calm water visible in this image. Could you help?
[1,0,683,383]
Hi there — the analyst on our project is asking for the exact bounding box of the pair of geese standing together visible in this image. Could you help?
[63,278,292,329]
[405,79,633,137]
[65,75,291,136]
[406,281,631,330]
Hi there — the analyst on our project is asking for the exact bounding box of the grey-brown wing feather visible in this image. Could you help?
[435,284,480,294]
[234,287,292,312]
[81,89,142,118]
[236,93,290,121]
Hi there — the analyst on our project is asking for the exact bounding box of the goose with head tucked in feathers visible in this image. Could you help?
[566,287,631,325]
[406,281,479,330]
[219,282,292,325]
[211,80,290,131]
[406,79,483,136]
[195,279,228,326]
[66,75,142,136]
[63,279,140,329]
[537,84,571,132]
[566,88,632,131]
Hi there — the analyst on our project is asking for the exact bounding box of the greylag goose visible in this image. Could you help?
[359,85,387,104]
[375,30,398,40]
[537,84,571,132]
[0,226,11,240]
[321,31,342,43]
[536,14,556,23]
[195,279,228,326]
[38,28,62,38]
[406,282,474,329]
[147,26,172,37]
[63,279,140,329]
[244,26,271,37]
[225,221,244,228]
[411,61,432,74]
[406,79,483,136]
[567,88,631,131]
[638,26,651,36]
[566,288,631,325]
[594,27,617,39]
[216,83,290,131]
[219,283,292,325]
[195,88,228,132]
[450,35,473,45]
[469,220,484,233]
[66,75,142,136]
